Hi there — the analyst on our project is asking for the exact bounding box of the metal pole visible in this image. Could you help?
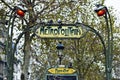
[104,13,111,80]
[104,8,113,80]
[59,56,62,65]
[6,10,16,80]
[106,6,113,73]
[102,6,113,80]
[56,42,64,65]
[94,5,113,80]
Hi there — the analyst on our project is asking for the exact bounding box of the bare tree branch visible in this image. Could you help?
[0,0,13,10]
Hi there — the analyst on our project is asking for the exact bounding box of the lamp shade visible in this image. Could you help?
[16,9,25,17]
[94,4,106,17]
[56,42,64,50]
[97,9,106,16]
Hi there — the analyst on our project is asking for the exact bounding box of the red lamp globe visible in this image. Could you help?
[16,9,25,17]
[97,9,106,16]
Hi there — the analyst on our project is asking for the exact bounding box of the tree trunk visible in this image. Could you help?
[22,31,31,80]
[21,5,35,80]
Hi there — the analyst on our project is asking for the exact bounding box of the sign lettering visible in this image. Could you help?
[48,68,76,74]
[37,26,83,38]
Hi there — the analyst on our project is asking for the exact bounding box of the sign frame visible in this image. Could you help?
[48,67,76,74]
[46,74,78,80]
[36,23,86,39]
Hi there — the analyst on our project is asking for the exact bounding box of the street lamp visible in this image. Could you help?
[14,6,26,17]
[4,6,26,80]
[94,4,106,16]
[16,9,25,17]
[56,42,64,65]
[94,4,113,80]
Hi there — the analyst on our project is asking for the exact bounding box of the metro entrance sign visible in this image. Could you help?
[48,67,76,74]
[36,23,83,39]
[46,74,78,80]
[46,67,78,80]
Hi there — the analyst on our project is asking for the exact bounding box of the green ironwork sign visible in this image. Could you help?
[36,24,83,39]
[48,67,76,74]
[46,67,78,80]
[46,74,78,80]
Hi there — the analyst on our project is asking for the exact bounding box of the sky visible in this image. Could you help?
[105,0,120,26]
[105,0,120,11]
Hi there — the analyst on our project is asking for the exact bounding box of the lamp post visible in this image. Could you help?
[56,42,64,65]
[94,4,113,80]
[5,6,26,80]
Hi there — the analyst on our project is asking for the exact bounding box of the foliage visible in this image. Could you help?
[0,0,120,80]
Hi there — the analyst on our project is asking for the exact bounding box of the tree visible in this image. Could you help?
[0,0,120,80]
